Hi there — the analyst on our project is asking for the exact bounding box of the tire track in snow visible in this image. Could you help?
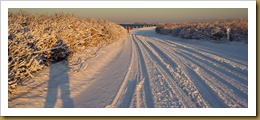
[138,35,210,108]
[147,37,248,88]
[133,35,182,108]
[106,35,137,108]
[146,37,248,94]
[135,29,247,108]
[174,42,247,76]
[134,34,197,107]
[143,38,230,107]
[148,38,248,97]
[148,38,247,79]
[173,51,248,107]
[109,34,155,108]
[133,36,183,107]
[186,44,247,67]
[132,35,155,108]
[175,48,248,94]
[150,37,248,67]
[148,36,248,107]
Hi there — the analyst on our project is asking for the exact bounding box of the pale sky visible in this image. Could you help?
[9,8,248,24]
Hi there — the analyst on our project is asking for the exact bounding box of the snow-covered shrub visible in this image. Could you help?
[8,11,127,90]
[178,27,196,39]
[155,19,248,43]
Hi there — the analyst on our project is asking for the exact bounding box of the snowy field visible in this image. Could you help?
[9,27,248,108]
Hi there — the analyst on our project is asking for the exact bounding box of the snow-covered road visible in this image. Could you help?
[9,27,248,108]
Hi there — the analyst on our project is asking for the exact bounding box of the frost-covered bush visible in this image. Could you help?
[155,19,248,43]
[8,11,127,90]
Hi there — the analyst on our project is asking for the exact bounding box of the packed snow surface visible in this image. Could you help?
[9,27,248,108]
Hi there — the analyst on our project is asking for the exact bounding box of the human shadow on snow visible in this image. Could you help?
[44,40,74,108]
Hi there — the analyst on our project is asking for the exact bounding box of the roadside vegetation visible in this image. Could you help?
[155,19,248,43]
[8,11,127,91]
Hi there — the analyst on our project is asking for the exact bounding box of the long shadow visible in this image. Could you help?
[44,40,74,108]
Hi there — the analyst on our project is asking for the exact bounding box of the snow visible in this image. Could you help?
[9,27,248,108]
